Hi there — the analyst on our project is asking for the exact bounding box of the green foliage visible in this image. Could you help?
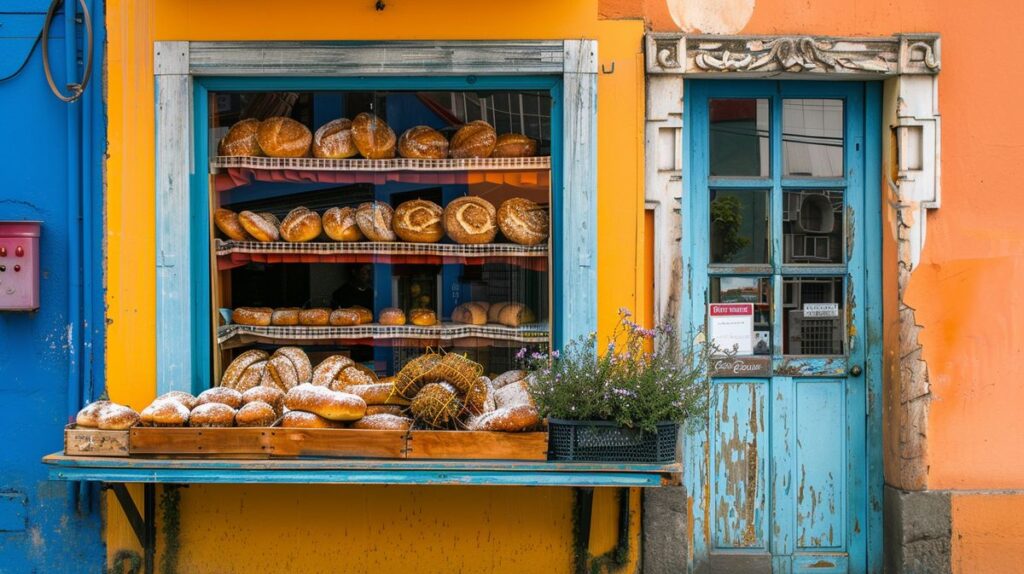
[521,309,714,433]
[711,195,750,262]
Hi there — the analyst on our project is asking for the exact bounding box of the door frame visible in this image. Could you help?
[680,79,883,573]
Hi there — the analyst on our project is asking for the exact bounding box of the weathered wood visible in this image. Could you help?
[129,427,407,459]
[406,431,548,461]
[64,426,130,457]
[267,428,406,458]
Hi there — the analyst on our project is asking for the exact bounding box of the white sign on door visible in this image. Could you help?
[803,303,839,318]
[709,303,754,355]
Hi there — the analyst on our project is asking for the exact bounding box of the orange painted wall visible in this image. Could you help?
[952,494,1024,574]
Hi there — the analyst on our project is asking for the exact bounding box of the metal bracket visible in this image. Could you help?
[105,483,156,574]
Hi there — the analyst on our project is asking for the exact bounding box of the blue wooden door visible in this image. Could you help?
[683,81,882,573]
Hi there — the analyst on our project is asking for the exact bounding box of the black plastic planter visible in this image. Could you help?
[546,418,679,463]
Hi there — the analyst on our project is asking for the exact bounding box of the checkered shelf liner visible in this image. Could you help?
[211,155,551,173]
[214,240,549,258]
[217,322,551,345]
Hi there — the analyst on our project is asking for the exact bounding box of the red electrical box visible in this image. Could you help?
[0,222,41,311]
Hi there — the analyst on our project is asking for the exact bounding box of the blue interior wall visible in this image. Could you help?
[0,1,105,571]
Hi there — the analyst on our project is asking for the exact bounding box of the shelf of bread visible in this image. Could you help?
[212,155,551,173]
[217,322,551,349]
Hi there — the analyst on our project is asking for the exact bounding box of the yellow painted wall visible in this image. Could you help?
[104,0,647,571]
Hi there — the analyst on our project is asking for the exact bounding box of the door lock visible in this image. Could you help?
[850,365,863,377]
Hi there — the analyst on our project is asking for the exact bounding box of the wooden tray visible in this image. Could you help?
[405,431,548,461]
[129,427,407,459]
[64,425,130,457]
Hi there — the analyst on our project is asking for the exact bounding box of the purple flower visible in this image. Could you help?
[531,352,547,360]
[516,348,527,360]
[618,307,633,317]
[551,350,560,359]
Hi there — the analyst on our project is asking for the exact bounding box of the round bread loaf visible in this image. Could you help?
[312,355,355,387]
[355,201,397,242]
[221,349,270,389]
[235,401,277,427]
[443,196,497,244]
[280,410,343,429]
[491,369,528,390]
[298,308,331,326]
[322,207,364,242]
[273,347,312,384]
[397,126,449,159]
[392,199,444,243]
[238,211,280,242]
[465,376,495,416]
[214,208,254,241]
[497,198,549,245]
[256,117,312,158]
[351,414,414,430]
[236,360,267,393]
[75,400,112,428]
[494,379,536,409]
[196,387,244,409]
[498,303,536,327]
[366,405,406,416]
[242,386,285,414]
[393,353,444,399]
[492,133,538,158]
[190,403,236,427]
[351,112,396,159]
[280,207,322,243]
[141,399,190,427]
[329,308,361,326]
[218,118,263,157]
[487,302,511,324]
[232,307,273,326]
[331,366,378,392]
[338,382,403,405]
[451,302,487,325]
[312,118,358,159]
[97,404,141,430]
[155,391,199,411]
[285,384,367,421]
[351,306,374,324]
[265,354,300,392]
[379,307,406,326]
[409,308,437,326]
[271,308,300,326]
[450,120,497,159]
[410,382,463,428]
[469,404,540,432]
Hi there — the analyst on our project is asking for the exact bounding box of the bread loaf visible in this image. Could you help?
[155,391,199,411]
[351,306,374,324]
[410,382,463,428]
[366,405,406,416]
[397,126,449,159]
[450,120,497,159]
[256,117,312,158]
[218,118,263,157]
[491,369,528,390]
[330,366,378,392]
[285,384,367,421]
[265,354,300,392]
[322,207,364,242]
[196,387,244,409]
[487,302,511,324]
[189,403,236,427]
[280,207,322,243]
[497,198,548,245]
[351,113,396,159]
[235,401,277,427]
[494,379,535,409]
[75,400,112,428]
[443,196,497,244]
[235,360,266,393]
[409,308,437,326]
[280,410,343,429]
[241,386,285,414]
[97,404,141,430]
[298,308,330,326]
[238,211,280,242]
[351,414,413,430]
[339,382,405,405]
[271,308,300,326]
[329,308,361,326]
[214,208,254,241]
[355,201,397,242]
[311,355,355,387]
[465,376,495,416]
[468,404,540,432]
[491,133,538,158]
[379,307,406,326]
[392,199,444,243]
[221,349,270,389]
[312,118,358,159]
[498,303,536,327]
[451,302,487,325]
[231,307,272,326]
[273,347,312,385]
[140,399,190,427]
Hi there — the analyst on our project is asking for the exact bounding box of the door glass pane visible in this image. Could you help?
[710,99,769,177]
[783,190,844,264]
[782,276,844,355]
[783,99,843,178]
[710,189,769,264]
[710,276,772,355]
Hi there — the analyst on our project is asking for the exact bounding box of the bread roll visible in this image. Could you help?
[498,303,536,327]
[232,307,272,326]
[156,391,199,411]
[409,308,437,326]
[266,354,300,392]
[312,118,358,159]
[494,380,535,409]
[338,382,406,405]
[285,384,367,421]
[450,120,497,159]
[299,308,331,326]
[351,414,413,430]
[196,387,244,409]
[97,404,141,430]
[75,400,112,428]
[465,376,495,416]
[271,308,300,326]
[491,369,527,390]
[236,360,266,393]
[469,404,540,432]
[190,403,236,427]
[443,196,497,244]
[322,207,364,242]
[214,208,254,241]
[256,117,312,158]
[235,401,278,427]
[366,405,406,416]
[221,349,270,389]
[497,198,549,245]
[492,133,538,158]
[331,365,378,392]
[280,410,343,429]
[351,112,396,159]
[487,302,511,324]
[392,199,444,243]
[379,307,406,326]
[218,118,262,157]
[238,210,280,242]
[280,207,322,243]
[451,302,487,325]
[312,355,355,387]
[351,306,374,325]
[355,201,397,242]
[241,386,285,414]
[141,399,190,427]
[329,308,361,326]
[397,126,448,159]
[273,347,312,385]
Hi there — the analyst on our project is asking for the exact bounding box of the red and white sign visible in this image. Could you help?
[709,303,754,355]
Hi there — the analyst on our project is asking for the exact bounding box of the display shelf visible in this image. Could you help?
[215,239,549,270]
[218,322,550,349]
[212,155,551,173]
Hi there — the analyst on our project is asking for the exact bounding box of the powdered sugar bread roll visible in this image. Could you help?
[443,196,497,244]
[242,386,285,415]
[366,405,406,416]
[351,414,413,430]
[351,112,397,159]
[196,387,244,409]
[221,349,270,389]
[238,210,280,242]
[141,399,190,427]
[339,382,407,405]
[235,401,277,427]
[280,207,322,243]
[266,354,300,392]
[322,207,364,242]
[313,118,358,159]
[75,400,112,428]
[232,307,273,326]
[379,307,406,326]
[97,404,141,430]
[497,198,549,245]
[272,347,312,385]
[285,383,367,421]
[280,410,343,429]
[190,403,236,427]
[491,369,528,390]
[469,404,540,432]
[218,118,263,157]
[155,391,199,411]
[256,117,312,158]
[450,120,497,159]
[298,308,331,326]
[331,366,378,392]
[236,360,266,393]
[398,126,449,159]
[271,308,300,326]
[329,308,362,326]
[494,379,535,409]
[214,208,254,241]
[312,355,355,387]
[355,201,397,242]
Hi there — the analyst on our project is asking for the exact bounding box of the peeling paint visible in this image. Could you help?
[666,0,755,34]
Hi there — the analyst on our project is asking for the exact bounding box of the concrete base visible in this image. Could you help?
[642,486,687,574]
[884,484,952,574]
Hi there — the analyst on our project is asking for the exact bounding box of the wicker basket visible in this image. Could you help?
[546,419,679,464]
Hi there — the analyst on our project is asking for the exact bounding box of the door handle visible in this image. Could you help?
[849,365,863,377]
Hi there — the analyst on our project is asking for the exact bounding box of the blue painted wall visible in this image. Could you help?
[0,1,105,571]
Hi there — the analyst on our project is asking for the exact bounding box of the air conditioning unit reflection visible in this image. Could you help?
[787,310,842,355]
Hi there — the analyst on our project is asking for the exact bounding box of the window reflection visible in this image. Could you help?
[782,276,844,355]
[783,99,843,178]
[783,190,844,264]
[710,189,769,264]
[710,99,770,177]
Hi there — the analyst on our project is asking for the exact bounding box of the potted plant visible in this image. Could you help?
[520,308,714,464]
